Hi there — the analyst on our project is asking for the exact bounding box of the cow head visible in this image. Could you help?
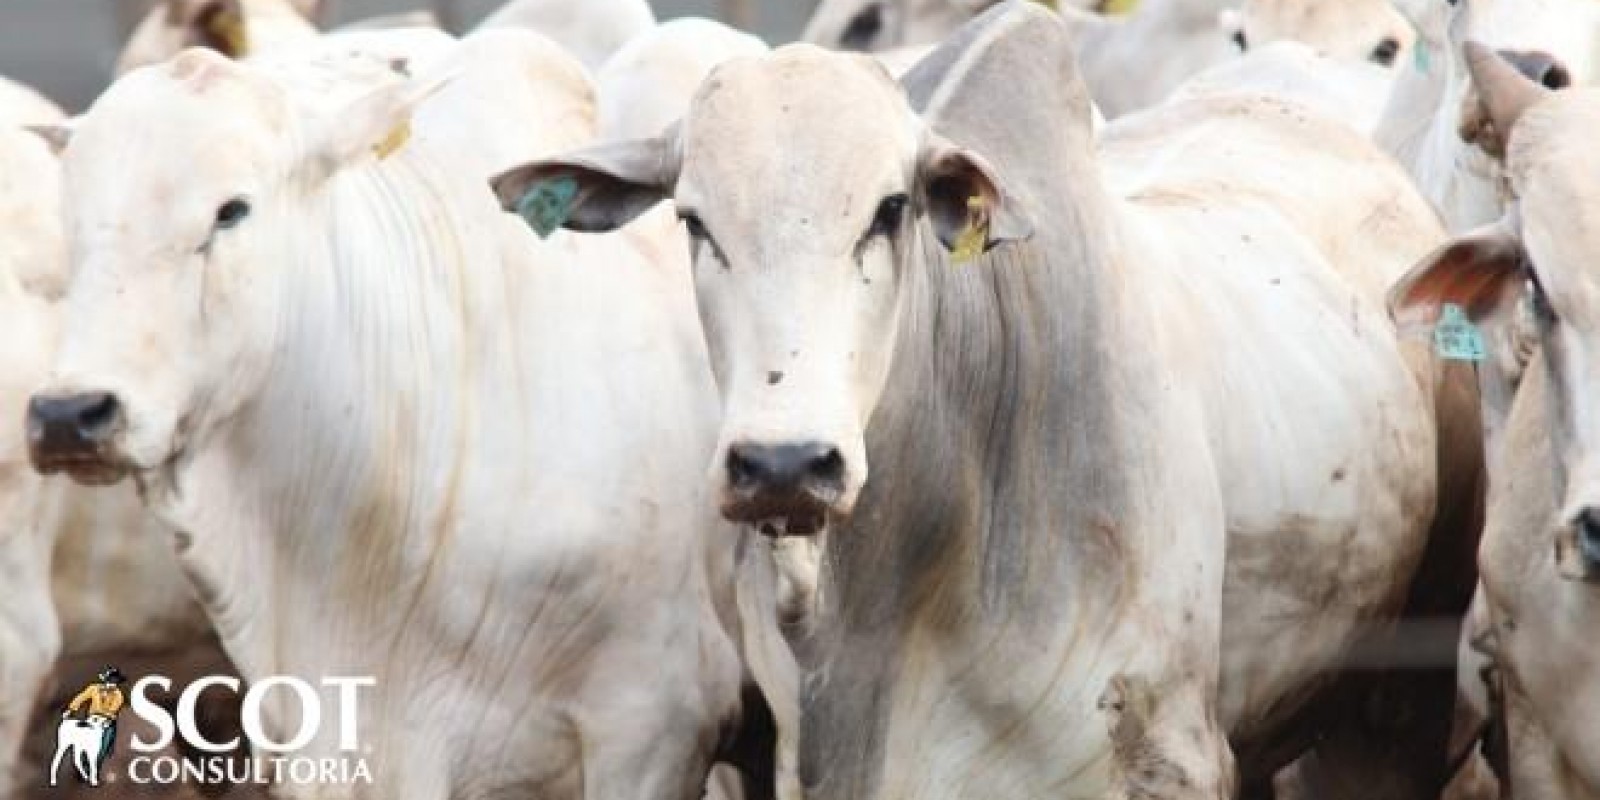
[1224,0,1414,66]
[27,49,439,489]
[492,45,1029,537]
[1391,44,1600,581]
[802,0,1010,53]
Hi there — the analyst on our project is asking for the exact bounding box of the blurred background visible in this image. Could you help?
[0,0,822,110]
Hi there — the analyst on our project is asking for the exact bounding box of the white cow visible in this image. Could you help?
[0,244,64,800]
[475,0,656,72]
[498,4,1471,797]
[1389,43,1600,800]
[595,18,768,142]
[28,41,793,800]
[47,714,110,788]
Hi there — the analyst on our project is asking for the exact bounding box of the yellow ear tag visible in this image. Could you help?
[208,9,251,56]
[951,196,988,265]
[1100,0,1140,14]
[373,119,412,161]
[1029,0,1061,10]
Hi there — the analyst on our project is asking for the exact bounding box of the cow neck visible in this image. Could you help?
[788,13,1195,796]
[150,150,514,688]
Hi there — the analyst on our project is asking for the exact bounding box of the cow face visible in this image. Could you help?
[1392,45,1600,580]
[1226,0,1414,66]
[492,46,1028,537]
[28,49,436,488]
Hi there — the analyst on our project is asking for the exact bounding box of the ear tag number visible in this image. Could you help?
[951,196,989,265]
[516,176,579,239]
[1434,303,1487,361]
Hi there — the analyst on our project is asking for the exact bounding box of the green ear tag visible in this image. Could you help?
[1413,40,1431,74]
[515,176,578,239]
[1434,303,1487,361]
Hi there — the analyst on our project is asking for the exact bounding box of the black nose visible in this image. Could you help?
[727,442,845,495]
[1497,48,1573,89]
[1576,507,1600,566]
[26,392,122,466]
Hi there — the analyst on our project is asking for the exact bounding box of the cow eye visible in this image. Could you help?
[1530,273,1558,324]
[215,198,251,230]
[868,194,909,239]
[677,211,709,241]
[1370,37,1401,66]
[1231,29,1248,51]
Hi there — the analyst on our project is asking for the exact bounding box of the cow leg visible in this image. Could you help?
[1100,676,1236,800]
[85,741,100,786]
[74,744,91,783]
[578,713,715,800]
[48,740,68,786]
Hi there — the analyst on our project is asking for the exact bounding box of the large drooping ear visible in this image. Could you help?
[490,128,681,237]
[915,133,1032,256]
[302,73,455,183]
[1388,215,1528,332]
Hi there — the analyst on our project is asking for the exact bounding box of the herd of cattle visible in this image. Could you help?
[1,0,1599,798]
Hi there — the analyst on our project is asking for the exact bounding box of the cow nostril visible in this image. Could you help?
[1573,507,1600,565]
[727,446,764,491]
[808,448,845,488]
[1540,63,1572,90]
[76,393,120,439]
[1370,37,1401,67]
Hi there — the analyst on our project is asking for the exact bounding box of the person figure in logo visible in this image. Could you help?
[64,667,126,767]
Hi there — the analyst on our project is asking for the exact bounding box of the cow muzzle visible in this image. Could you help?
[720,441,847,537]
[26,391,129,485]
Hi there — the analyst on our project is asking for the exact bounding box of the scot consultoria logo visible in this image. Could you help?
[45,668,376,789]
[48,666,126,787]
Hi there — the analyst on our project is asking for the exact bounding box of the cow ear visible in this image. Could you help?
[286,0,324,23]
[1388,217,1528,333]
[303,73,453,182]
[916,134,1032,257]
[490,131,680,237]
[189,0,252,59]
[25,123,72,156]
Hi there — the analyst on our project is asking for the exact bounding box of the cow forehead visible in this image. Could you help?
[67,57,290,228]
[79,55,287,161]
[680,47,918,193]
